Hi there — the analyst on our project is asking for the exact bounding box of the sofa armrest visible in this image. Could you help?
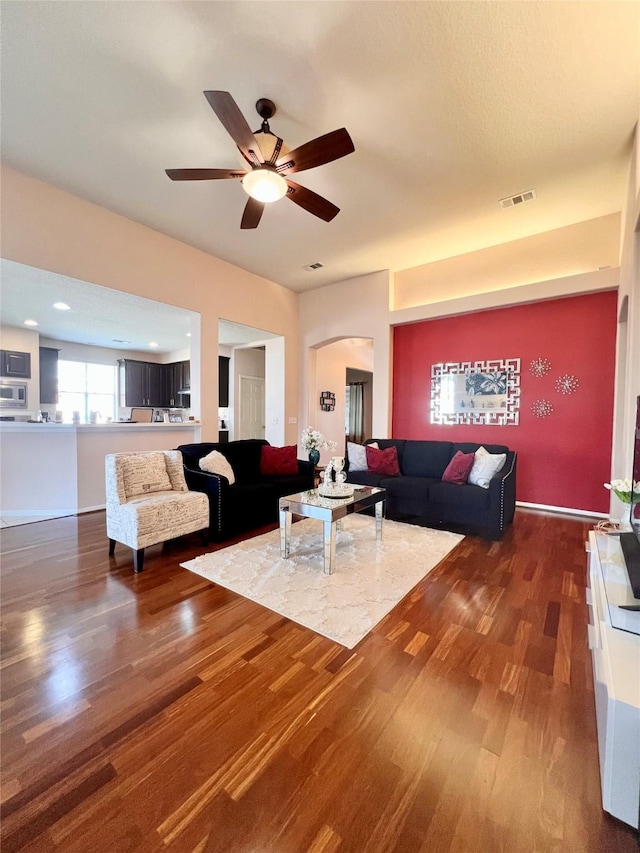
[182,467,231,536]
[297,459,315,477]
[183,467,228,494]
[487,451,517,533]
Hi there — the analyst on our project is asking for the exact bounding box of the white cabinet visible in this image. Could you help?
[587,531,640,828]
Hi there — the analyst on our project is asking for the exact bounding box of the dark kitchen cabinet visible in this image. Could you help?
[119,359,166,408]
[166,361,190,407]
[218,356,230,407]
[1,350,31,379]
[119,359,191,408]
[39,347,59,404]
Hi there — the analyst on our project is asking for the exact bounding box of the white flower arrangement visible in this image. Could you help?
[300,426,336,453]
[604,478,640,505]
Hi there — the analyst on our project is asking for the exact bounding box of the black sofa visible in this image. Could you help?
[346,439,517,539]
[176,439,314,540]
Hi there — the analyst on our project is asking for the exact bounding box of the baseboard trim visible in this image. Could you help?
[1,508,77,518]
[516,500,607,519]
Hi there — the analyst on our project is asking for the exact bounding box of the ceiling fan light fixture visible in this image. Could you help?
[242,168,287,203]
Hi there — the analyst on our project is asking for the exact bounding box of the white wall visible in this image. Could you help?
[265,338,285,447]
[612,121,640,485]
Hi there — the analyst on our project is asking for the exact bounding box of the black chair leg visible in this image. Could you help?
[200,528,210,546]
[133,548,145,573]
[108,538,116,556]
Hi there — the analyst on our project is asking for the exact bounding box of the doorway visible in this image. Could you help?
[238,375,265,439]
[346,367,373,442]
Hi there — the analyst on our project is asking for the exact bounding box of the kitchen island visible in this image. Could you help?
[0,421,202,519]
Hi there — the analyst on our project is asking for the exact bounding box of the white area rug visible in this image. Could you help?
[181,515,463,648]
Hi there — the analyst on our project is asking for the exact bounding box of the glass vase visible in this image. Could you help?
[308,448,320,466]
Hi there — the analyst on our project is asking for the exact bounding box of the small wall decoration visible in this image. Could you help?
[555,374,579,395]
[530,357,551,377]
[531,399,553,418]
[431,358,521,426]
[320,391,336,412]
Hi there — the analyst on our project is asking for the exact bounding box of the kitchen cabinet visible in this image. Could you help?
[1,350,31,379]
[119,359,191,408]
[119,359,166,408]
[218,356,230,407]
[166,361,190,407]
[39,347,59,404]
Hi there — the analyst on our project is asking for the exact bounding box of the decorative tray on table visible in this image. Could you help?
[317,484,355,498]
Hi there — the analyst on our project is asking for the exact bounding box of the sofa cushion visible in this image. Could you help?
[401,441,453,478]
[366,444,400,475]
[199,450,236,484]
[218,439,268,483]
[121,452,172,499]
[442,450,475,485]
[260,445,298,476]
[271,473,314,496]
[428,481,491,509]
[468,446,507,489]
[347,470,388,488]
[347,441,378,471]
[381,476,438,517]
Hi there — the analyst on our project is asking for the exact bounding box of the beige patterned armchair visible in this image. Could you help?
[105,450,209,573]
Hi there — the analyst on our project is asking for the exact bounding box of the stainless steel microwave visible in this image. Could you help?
[0,381,27,408]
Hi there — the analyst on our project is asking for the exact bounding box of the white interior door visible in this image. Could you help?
[239,375,265,439]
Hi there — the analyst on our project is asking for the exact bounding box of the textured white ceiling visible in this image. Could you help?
[1,0,638,297]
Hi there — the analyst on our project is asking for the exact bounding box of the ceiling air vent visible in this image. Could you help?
[303,262,325,271]
[499,189,536,209]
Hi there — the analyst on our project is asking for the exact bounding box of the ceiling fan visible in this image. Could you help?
[166,91,355,229]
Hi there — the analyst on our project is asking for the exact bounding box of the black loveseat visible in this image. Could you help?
[177,439,314,540]
[346,439,517,539]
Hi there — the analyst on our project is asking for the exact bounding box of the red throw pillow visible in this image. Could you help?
[365,444,400,476]
[260,445,298,476]
[442,450,475,485]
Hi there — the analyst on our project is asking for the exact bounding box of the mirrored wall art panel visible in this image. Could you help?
[431,358,521,425]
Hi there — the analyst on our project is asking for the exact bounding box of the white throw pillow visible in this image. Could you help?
[199,450,236,484]
[468,446,506,489]
[347,441,378,472]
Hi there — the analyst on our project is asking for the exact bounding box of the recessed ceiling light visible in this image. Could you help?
[149,341,158,348]
[186,333,191,337]
[53,302,71,311]
[24,319,38,326]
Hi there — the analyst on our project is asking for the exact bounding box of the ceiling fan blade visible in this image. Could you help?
[285,180,340,222]
[275,128,354,175]
[203,91,264,167]
[241,196,265,229]
[165,168,245,181]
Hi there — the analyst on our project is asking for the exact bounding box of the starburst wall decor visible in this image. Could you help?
[531,399,554,418]
[530,357,551,378]
[555,374,579,395]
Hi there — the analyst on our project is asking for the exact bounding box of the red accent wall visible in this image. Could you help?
[392,291,618,513]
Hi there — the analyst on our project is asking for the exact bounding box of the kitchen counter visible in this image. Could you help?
[0,420,203,518]
[0,421,200,430]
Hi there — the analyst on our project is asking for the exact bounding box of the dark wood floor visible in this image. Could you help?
[1,509,638,852]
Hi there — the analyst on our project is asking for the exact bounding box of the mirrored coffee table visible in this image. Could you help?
[279,486,386,575]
